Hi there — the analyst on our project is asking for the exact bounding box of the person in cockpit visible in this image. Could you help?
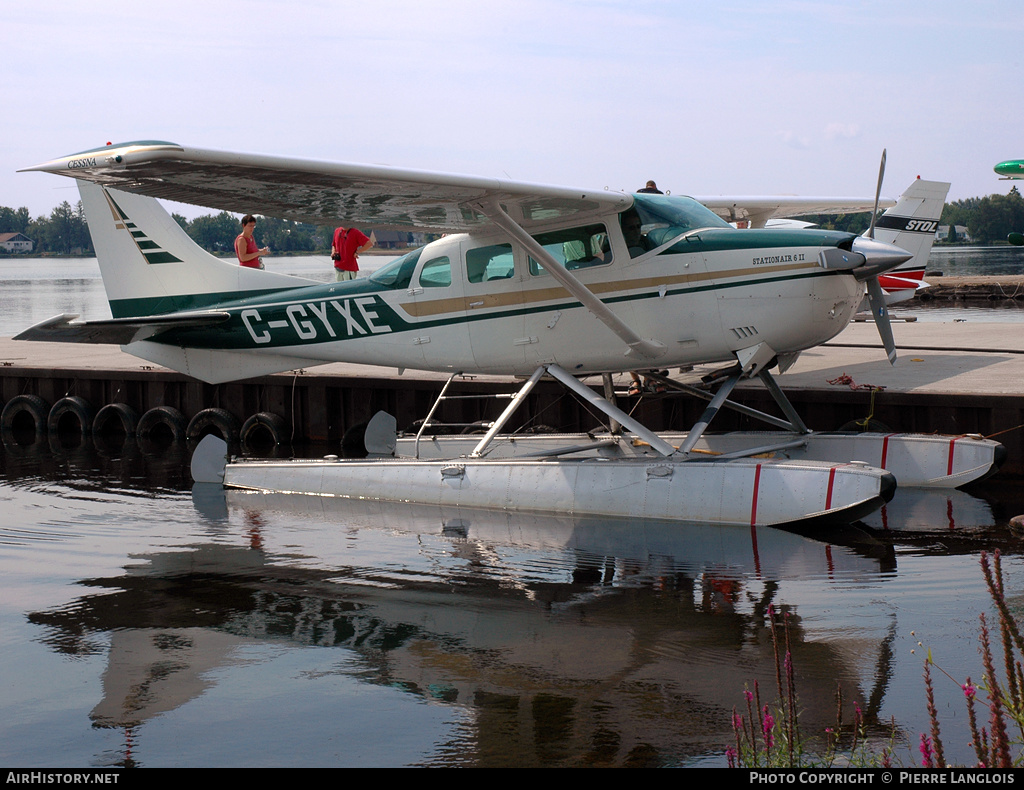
[621,208,653,259]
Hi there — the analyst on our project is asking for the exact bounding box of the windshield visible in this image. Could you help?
[624,194,731,254]
[368,247,423,289]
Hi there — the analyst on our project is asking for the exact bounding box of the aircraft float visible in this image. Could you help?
[17,142,1005,528]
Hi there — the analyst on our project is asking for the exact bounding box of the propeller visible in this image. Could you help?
[866,149,886,241]
[816,150,908,364]
[866,276,897,364]
[861,149,899,365]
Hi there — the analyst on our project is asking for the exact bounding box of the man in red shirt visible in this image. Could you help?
[332,226,373,281]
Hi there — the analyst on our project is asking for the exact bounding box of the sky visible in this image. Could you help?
[4,0,1023,220]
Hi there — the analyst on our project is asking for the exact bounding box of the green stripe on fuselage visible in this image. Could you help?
[145,259,845,351]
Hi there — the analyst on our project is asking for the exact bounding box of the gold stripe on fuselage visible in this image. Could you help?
[397,260,817,318]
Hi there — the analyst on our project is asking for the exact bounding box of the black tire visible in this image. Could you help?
[1,394,50,444]
[240,411,289,450]
[186,407,241,443]
[137,406,187,443]
[93,402,140,437]
[47,396,96,438]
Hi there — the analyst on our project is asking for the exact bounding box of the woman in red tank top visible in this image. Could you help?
[235,214,268,269]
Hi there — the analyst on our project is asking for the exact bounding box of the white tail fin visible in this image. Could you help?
[868,178,949,282]
[78,180,315,318]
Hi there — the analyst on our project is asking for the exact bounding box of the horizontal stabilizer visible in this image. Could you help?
[14,312,230,345]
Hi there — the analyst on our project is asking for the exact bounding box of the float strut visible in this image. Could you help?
[758,369,811,434]
[677,372,741,456]
[545,365,677,456]
[470,366,546,457]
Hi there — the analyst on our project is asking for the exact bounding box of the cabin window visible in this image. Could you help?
[419,256,451,288]
[466,244,515,283]
[528,223,610,276]
[368,248,423,290]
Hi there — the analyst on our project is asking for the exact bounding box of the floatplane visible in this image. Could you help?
[994,160,1024,246]
[17,142,1005,528]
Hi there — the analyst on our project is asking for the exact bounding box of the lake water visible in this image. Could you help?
[2,250,1024,767]
[3,443,1024,768]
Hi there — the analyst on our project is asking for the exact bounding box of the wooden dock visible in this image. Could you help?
[2,319,1023,477]
[919,275,1024,301]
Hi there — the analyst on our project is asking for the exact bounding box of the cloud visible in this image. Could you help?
[824,123,861,141]
[777,131,812,150]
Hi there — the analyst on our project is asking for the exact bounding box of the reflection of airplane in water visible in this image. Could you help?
[861,487,995,533]
[26,488,913,767]
[19,443,1019,767]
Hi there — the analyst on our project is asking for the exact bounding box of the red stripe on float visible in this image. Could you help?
[750,464,762,526]
[825,466,838,510]
[947,437,958,477]
[880,433,897,469]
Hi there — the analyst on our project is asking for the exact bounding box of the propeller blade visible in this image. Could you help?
[867,149,886,240]
[866,276,897,365]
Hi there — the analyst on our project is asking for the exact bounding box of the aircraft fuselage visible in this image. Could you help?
[157,218,863,376]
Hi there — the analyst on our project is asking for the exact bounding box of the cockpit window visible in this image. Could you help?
[623,194,731,257]
[418,256,451,288]
[368,248,422,289]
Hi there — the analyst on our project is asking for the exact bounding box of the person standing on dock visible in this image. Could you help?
[235,215,269,269]
[332,225,373,281]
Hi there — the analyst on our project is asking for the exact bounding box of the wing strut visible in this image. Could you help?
[474,199,666,360]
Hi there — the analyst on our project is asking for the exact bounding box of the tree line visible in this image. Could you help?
[169,211,332,255]
[4,187,1024,255]
[0,202,333,256]
[795,186,1024,244]
[0,202,92,255]
[939,186,1024,244]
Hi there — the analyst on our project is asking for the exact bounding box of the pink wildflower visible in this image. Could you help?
[920,734,935,767]
[962,683,977,699]
[744,690,753,702]
[762,706,775,750]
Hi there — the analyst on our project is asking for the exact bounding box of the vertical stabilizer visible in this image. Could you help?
[869,178,949,284]
[77,180,315,318]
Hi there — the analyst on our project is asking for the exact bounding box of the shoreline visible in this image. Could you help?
[0,247,403,260]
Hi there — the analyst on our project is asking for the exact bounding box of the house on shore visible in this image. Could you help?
[0,232,33,253]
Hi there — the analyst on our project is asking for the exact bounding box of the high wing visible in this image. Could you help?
[695,195,896,229]
[23,140,893,233]
[21,140,632,232]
